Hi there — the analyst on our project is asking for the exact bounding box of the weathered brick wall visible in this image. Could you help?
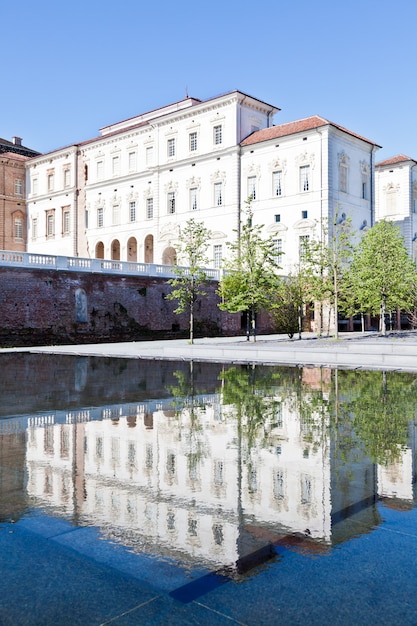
[0,267,248,345]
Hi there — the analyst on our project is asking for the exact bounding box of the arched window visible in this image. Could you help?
[95,241,104,259]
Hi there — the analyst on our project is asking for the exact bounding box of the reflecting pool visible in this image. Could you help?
[1,354,417,625]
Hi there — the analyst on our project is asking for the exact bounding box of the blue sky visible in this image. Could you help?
[2,0,416,161]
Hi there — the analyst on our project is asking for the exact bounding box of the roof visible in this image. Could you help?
[376,154,417,167]
[0,137,40,157]
[241,115,380,147]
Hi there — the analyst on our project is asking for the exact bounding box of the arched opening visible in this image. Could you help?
[111,239,120,260]
[144,234,154,263]
[95,241,104,259]
[162,246,177,266]
[127,237,137,262]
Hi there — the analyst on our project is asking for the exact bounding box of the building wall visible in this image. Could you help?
[0,153,28,252]
[0,266,242,345]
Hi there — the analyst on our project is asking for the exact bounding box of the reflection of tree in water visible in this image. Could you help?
[334,370,417,466]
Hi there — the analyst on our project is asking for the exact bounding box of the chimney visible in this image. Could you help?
[12,137,22,146]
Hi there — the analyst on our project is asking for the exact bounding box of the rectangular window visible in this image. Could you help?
[273,470,285,500]
[362,182,367,200]
[96,160,104,180]
[112,204,119,225]
[47,173,54,192]
[129,201,136,222]
[146,146,154,166]
[112,156,120,176]
[167,138,176,158]
[14,179,23,196]
[302,210,308,219]
[146,197,154,219]
[299,234,310,260]
[340,165,348,193]
[300,165,310,192]
[214,182,223,206]
[275,214,281,223]
[189,132,197,152]
[190,187,197,211]
[168,191,176,214]
[273,170,282,196]
[14,218,23,240]
[46,212,55,238]
[32,178,38,195]
[62,209,70,235]
[214,125,222,145]
[32,217,38,239]
[64,169,71,187]
[128,151,137,171]
[97,207,104,228]
[272,238,282,262]
[248,176,257,200]
[214,244,222,269]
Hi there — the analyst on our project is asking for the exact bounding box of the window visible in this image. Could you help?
[128,151,137,171]
[340,164,348,193]
[32,217,38,239]
[47,173,54,192]
[362,182,367,200]
[146,197,154,219]
[168,191,176,214]
[97,207,104,228]
[214,182,223,206]
[275,214,281,223]
[214,244,222,268]
[299,234,310,260]
[213,125,222,145]
[273,170,282,196]
[112,156,120,176]
[112,204,119,225]
[248,176,257,200]
[14,218,23,241]
[301,475,312,504]
[189,131,197,152]
[300,165,310,192]
[62,209,70,235]
[167,138,176,158]
[146,146,154,166]
[129,201,136,222]
[46,211,55,238]
[273,470,284,500]
[302,210,308,219]
[14,179,23,196]
[190,187,197,211]
[64,169,71,187]
[96,160,104,180]
[272,238,282,262]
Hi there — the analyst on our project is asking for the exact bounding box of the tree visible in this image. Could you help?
[166,219,212,344]
[270,271,305,339]
[217,200,282,341]
[300,213,354,338]
[347,220,417,335]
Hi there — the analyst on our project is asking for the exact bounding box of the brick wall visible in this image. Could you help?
[0,267,249,346]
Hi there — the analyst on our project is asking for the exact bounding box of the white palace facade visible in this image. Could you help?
[25,90,383,274]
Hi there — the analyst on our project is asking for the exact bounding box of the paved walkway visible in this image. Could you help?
[2,331,417,371]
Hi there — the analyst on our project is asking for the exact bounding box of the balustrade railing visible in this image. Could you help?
[0,250,220,280]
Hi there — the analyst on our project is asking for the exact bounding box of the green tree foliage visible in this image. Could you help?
[346,220,417,335]
[166,219,212,344]
[301,214,354,338]
[217,201,282,341]
[270,272,305,338]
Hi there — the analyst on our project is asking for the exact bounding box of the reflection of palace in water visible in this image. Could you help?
[19,368,417,571]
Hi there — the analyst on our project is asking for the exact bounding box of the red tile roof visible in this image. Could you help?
[376,154,416,167]
[241,115,380,147]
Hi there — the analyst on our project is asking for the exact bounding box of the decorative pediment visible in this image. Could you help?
[244,162,261,178]
[126,190,138,202]
[164,180,179,194]
[270,158,287,172]
[186,176,201,189]
[360,160,370,176]
[211,230,227,240]
[293,218,316,230]
[296,151,315,168]
[383,182,400,193]
[210,170,226,184]
[338,151,350,166]
[267,223,288,234]
[159,222,180,241]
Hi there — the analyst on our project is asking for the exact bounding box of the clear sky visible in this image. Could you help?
[2,0,416,161]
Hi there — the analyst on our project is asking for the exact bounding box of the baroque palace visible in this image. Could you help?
[2,90,417,271]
